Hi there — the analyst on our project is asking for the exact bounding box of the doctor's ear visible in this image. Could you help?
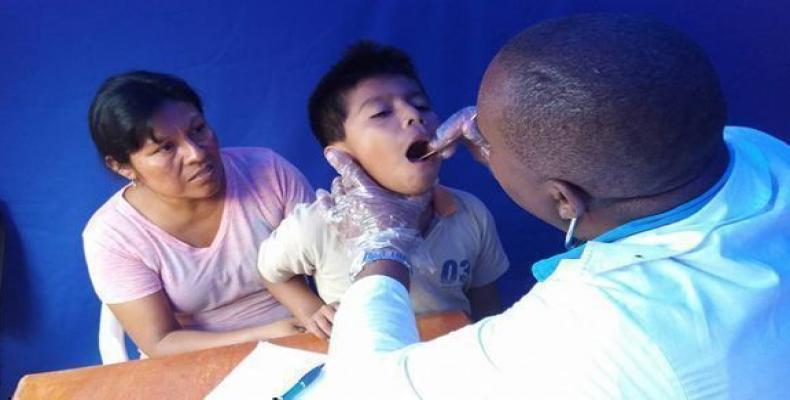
[546,179,587,221]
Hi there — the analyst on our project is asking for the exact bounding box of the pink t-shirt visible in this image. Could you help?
[83,147,314,331]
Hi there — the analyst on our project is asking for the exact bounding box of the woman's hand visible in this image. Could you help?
[304,302,339,340]
[109,291,307,357]
[256,317,307,340]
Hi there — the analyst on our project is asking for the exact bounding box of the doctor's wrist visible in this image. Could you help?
[355,258,411,288]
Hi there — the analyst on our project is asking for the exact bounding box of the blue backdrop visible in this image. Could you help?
[1,1,788,396]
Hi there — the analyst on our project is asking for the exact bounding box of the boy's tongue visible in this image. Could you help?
[406,140,431,162]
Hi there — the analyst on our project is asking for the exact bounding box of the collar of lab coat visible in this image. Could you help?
[532,132,773,281]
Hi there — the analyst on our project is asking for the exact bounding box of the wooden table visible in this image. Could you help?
[13,311,469,399]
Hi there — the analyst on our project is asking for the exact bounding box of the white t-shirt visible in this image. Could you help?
[257,187,509,315]
[306,127,790,399]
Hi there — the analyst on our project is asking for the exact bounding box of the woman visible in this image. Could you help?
[84,71,312,357]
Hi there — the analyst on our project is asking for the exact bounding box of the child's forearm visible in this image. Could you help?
[264,275,325,322]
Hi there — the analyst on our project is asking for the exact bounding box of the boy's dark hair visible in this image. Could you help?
[308,41,426,148]
[88,70,204,165]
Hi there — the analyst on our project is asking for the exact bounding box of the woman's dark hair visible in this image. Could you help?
[88,70,204,165]
[308,40,426,148]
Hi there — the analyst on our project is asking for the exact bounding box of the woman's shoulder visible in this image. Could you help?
[83,189,150,246]
[222,146,312,196]
[84,189,127,234]
[221,147,292,171]
[222,147,306,185]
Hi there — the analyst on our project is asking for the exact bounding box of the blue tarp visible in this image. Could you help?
[1,1,788,397]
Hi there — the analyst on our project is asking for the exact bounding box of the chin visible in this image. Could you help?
[396,180,437,196]
[398,188,429,196]
[371,162,439,195]
[200,179,225,199]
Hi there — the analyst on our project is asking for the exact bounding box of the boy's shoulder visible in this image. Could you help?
[290,199,329,227]
[440,186,490,216]
[270,198,332,246]
[438,185,497,233]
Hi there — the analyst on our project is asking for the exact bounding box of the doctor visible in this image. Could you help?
[306,13,790,399]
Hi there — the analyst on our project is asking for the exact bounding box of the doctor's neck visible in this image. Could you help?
[574,144,730,241]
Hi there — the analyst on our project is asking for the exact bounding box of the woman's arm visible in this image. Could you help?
[108,291,304,357]
[263,275,337,339]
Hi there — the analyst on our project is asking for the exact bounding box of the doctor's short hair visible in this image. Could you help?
[481,13,727,199]
[88,70,204,165]
[308,40,427,148]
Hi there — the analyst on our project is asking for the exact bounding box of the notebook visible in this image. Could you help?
[206,341,326,399]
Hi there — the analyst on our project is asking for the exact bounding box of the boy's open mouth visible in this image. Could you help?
[406,140,431,162]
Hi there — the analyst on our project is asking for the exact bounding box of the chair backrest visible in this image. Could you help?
[98,303,130,364]
[0,210,5,290]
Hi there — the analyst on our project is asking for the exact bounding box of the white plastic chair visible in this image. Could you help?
[98,303,132,364]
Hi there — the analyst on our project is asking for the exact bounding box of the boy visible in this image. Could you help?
[257,41,509,339]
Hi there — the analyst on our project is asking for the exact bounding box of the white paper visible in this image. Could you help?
[206,341,326,400]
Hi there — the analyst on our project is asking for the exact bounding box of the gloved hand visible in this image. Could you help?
[317,149,434,279]
[426,106,490,165]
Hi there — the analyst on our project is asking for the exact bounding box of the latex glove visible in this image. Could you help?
[318,149,433,279]
[427,106,490,165]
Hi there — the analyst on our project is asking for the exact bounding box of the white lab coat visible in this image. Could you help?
[305,127,790,399]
